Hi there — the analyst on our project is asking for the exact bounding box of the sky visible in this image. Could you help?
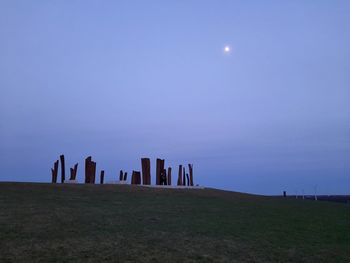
[0,1,349,195]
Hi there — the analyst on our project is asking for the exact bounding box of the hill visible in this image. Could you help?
[0,182,349,262]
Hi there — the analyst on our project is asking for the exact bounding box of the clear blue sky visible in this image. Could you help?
[1,1,349,194]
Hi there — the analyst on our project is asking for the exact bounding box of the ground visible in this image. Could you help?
[0,182,349,262]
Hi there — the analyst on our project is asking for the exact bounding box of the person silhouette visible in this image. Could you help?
[160,170,167,185]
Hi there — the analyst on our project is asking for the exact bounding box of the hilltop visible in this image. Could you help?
[0,182,349,262]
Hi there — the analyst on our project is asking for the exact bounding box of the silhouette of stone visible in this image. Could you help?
[156,158,165,185]
[119,170,124,181]
[51,160,59,183]
[123,172,128,181]
[182,167,186,186]
[69,163,78,180]
[100,170,105,184]
[131,170,141,185]
[283,191,287,197]
[167,167,172,186]
[177,165,183,186]
[188,164,193,186]
[85,156,92,183]
[74,163,78,179]
[85,156,96,184]
[141,158,151,185]
[186,173,190,186]
[90,161,96,184]
[60,154,65,183]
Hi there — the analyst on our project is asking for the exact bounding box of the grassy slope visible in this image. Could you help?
[0,183,349,263]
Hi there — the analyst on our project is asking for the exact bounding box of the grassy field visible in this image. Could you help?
[0,182,349,262]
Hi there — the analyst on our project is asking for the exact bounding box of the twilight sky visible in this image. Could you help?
[1,1,349,195]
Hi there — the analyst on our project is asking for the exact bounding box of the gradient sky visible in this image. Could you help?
[1,1,349,195]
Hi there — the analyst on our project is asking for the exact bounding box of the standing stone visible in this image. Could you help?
[141,158,151,185]
[90,161,96,184]
[60,154,65,183]
[73,163,78,180]
[119,170,124,181]
[85,156,96,184]
[70,168,73,180]
[177,165,183,186]
[186,173,190,186]
[85,156,92,183]
[167,167,172,186]
[100,170,105,184]
[51,160,59,183]
[131,170,141,185]
[156,159,160,185]
[69,163,78,180]
[188,164,194,186]
[123,172,128,181]
[283,191,287,197]
[182,167,186,186]
[136,171,141,184]
[51,169,56,183]
[156,158,165,185]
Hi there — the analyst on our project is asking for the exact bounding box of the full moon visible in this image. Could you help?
[224,45,230,53]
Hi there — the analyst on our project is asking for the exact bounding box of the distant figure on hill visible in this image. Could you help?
[160,170,167,185]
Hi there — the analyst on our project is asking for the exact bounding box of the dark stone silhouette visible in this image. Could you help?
[60,154,65,183]
[119,170,124,181]
[123,172,128,181]
[188,164,194,186]
[177,165,183,186]
[186,173,190,186]
[51,160,59,183]
[100,170,105,184]
[69,168,73,180]
[156,158,165,185]
[131,170,141,185]
[283,191,287,197]
[141,158,151,185]
[182,167,186,186]
[85,156,96,184]
[167,167,172,186]
[69,163,78,180]
[91,161,96,183]
[85,156,92,183]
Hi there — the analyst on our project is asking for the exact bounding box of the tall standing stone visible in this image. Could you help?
[123,172,128,181]
[85,156,96,184]
[85,156,92,183]
[186,173,190,186]
[182,167,186,186]
[156,158,165,185]
[177,165,183,186]
[167,167,172,186]
[60,154,65,183]
[73,163,78,180]
[100,170,105,184]
[141,158,151,185]
[51,160,59,183]
[119,170,124,181]
[188,164,193,186]
[90,161,96,184]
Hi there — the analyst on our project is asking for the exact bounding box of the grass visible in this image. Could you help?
[0,182,349,262]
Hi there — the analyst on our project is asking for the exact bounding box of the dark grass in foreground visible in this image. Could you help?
[0,183,349,262]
